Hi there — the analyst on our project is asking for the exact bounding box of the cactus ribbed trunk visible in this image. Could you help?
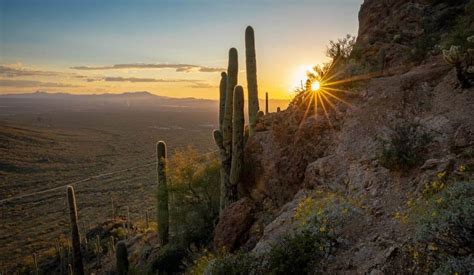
[246,26,259,136]
[219,72,227,131]
[216,48,238,212]
[230,86,244,200]
[67,186,84,275]
[265,92,269,115]
[116,241,129,275]
[156,141,169,245]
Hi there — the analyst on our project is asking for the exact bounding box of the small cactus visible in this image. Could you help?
[229,86,245,200]
[265,92,269,115]
[156,141,169,245]
[277,107,281,113]
[443,45,472,88]
[67,186,84,275]
[443,45,463,65]
[116,241,129,275]
[246,26,260,136]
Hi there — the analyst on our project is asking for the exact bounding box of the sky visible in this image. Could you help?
[0,0,362,100]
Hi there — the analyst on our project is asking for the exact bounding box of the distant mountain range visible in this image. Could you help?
[0,91,289,114]
[0,91,219,113]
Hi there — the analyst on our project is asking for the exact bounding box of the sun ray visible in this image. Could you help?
[322,86,355,95]
[320,88,354,108]
[324,72,380,86]
[314,90,319,119]
[317,92,333,127]
[299,92,314,129]
[319,91,341,115]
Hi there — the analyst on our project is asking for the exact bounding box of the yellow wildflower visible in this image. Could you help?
[437,171,446,178]
[458,165,465,172]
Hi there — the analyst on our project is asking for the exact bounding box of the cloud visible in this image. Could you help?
[0,79,81,88]
[87,76,203,83]
[71,63,224,73]
[0,64,67,77]
[187,83,218,89]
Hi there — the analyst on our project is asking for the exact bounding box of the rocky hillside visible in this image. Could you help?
[20,0,473,274]
[353,0,473,72]
[213,0,474,273]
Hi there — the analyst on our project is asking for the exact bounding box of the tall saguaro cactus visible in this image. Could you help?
[230,86,244,198]
[246,26,259,136]
[67,186,84,275]
[214,48,239,212]
[156,141,169,245]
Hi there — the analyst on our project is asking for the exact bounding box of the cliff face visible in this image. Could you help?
[213,0,474,273]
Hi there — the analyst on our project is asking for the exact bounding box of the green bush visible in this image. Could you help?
[167,147,220,247]
[381,123,431,170]
[406,181,474,273]
[445,0,474,50]
[205,252,259,275]
[413,181,474,255]
[265,228,332,275]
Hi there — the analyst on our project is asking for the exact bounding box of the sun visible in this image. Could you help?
[311,81,321,91]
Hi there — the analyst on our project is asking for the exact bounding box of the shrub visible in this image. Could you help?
[445,0,474,50]
[167,147,220,247]
[412,181,474,255]
[204,252,259,275]
[149,244,186,274]
[265,229,330,275]
[326,34,356,60]
[263,192,359,274]
[381,123,431,170]
[404,181,474,273]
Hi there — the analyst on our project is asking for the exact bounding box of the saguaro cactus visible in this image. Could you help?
[219,72,228,131]
[229,86,244,201]
[265,92,269,115]
[156,141,169,245]
[67,186,84,275]
[214,48,238,212]
[116,241,129,275]
[246,26,260,136]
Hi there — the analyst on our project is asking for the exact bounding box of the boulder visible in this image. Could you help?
[213,198,256,252]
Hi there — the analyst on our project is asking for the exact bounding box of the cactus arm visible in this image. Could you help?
[219,72,227,131]
[213,129,224,150]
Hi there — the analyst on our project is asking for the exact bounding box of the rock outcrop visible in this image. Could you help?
[353,0,472,71]
[213,198,256,251]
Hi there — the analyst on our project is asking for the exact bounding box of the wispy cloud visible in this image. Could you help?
[71,63,223,73]
[0,79,81,88]
[0,64,69,77]
[187,83,217,89]
[87,76,203,83]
